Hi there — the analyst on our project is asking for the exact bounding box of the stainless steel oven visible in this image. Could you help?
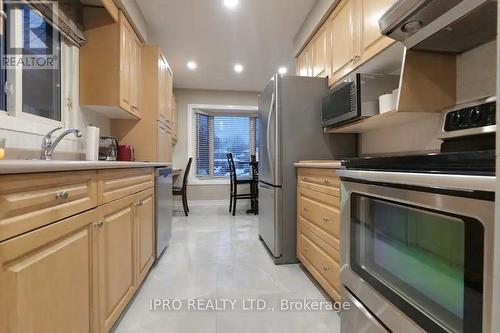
[338,170,495,333]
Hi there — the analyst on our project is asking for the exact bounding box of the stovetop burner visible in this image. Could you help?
[341,150,495,176]
[342,98,496,176]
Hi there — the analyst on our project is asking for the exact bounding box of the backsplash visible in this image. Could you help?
[0,108,110,160]
[359,41,497,156]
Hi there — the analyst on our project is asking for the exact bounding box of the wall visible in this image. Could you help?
[173,88,259,201]
[0,45,111,160]
[359,41,497,156]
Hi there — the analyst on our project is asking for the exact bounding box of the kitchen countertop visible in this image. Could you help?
[293,160,343,169]
[0,160,171,175]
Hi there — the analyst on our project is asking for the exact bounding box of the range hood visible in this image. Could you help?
[379,0,497,53]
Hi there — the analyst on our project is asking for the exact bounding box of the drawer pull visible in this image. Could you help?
[135,201,144,207]
[94,220,104,228]
[323,179,331,184]
[323,266,330,272]
[301,177,309,182]
[303,207,308,212]
[55,191,69,200]
[323,217,330,223]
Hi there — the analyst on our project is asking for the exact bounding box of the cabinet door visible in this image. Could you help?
[158,56,168,124]
[97,196,136,333]
[0,210,99,333]
[119,13,132,112]
[157,121,172,163]
[312,26,328,77]
[297,46,312,77]
[165,66,173,130]
[135,189,155,285]
[331,0,358,78]
[360,0,395,61]
[172,94,178,142]
[130,35,141,116]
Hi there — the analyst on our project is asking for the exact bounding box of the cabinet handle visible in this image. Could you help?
[323,217,330,223]
[323,266,330,272]
[301,177,308,182]
[323,178,331,184]
[55,191,69,200]
[303,207,308,212]
[122,98,129,104]
[94,220,104,228]
[135,201,144,206]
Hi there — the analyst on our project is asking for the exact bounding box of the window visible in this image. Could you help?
[195,111,259,178]
[2,2,62,122]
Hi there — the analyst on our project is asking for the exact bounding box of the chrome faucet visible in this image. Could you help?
[41,127,82,160]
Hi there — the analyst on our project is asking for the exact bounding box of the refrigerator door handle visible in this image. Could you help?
[266,91,275,181]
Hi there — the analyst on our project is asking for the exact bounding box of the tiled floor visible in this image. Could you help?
[114,202,340,333]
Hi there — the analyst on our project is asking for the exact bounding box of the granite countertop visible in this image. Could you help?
[293,160,343,169]
[0,160,171,175]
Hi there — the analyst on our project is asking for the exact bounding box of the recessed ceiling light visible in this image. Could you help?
[278,67,287,75]
[234,63,244,73]
[187,61,197,70]
[223,0,239,10]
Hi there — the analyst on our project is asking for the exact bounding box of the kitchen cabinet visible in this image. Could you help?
[172,94,178,144]
[112,45,174,162]
[80,8,142,119]
[296,167,341,301]
[295,0,396,86]
[330,0,359,80]
[296,45,313,77]
[96,195,136,333]
[157,121,173,163]
[312,25,330,78]
[0,168,157,333]
[135,188,155,285]
[359,0,396,63]
[0,209,99,333]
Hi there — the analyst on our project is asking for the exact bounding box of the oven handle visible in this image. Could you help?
[336,169,495,193]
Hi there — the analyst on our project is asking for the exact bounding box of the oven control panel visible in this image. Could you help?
[444,102,496,132]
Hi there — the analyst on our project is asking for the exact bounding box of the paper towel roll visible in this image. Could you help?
[85,125,100,161]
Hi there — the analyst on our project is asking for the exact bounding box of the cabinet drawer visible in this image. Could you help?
[298,194,340,245]
[0,171,98,242]
[97,168,154,204]
[298,168,340,196]
[297,222,340,300]
[299,186,340,209]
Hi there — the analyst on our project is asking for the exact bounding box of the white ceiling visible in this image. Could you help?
[135,0,316,92]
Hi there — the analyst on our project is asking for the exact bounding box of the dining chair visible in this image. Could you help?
[227,153,254,216]
[173,157,193,216]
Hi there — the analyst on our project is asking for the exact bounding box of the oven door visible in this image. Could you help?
[340,178,494,333]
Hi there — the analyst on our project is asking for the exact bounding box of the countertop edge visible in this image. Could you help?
[294,162,343,169]
[0,161,172,175]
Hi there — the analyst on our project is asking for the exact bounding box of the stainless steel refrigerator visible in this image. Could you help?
[258,74,356,264]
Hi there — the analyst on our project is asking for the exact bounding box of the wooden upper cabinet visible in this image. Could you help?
[0,210,99,333]
[330,0,358,79]
[172,93,178,143]
[359,0,396,62]
[312,26,329,78]
[80,8,142,119]
[296,45,313,77]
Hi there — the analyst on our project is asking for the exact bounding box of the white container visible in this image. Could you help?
[85,125,100,161]
[379,94,394,114]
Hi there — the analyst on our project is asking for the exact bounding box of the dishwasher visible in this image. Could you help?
[155,166,173,263]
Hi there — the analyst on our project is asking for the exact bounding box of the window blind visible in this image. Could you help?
[195,110,258,178]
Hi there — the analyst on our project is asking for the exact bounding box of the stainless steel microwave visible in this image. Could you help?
[322,73,399,128]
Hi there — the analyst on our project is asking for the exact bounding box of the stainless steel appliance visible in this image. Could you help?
[338,98,496,333]
[379,0,497,53]
[258,74,357,264]
[322,73,399,128]
[155,166,173,263]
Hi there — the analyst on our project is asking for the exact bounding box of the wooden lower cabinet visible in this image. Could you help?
[0,209,99,333]
[0,169,157,333]
[135,188,155,285]
[296,167,341,301]
[97,195,137,333]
